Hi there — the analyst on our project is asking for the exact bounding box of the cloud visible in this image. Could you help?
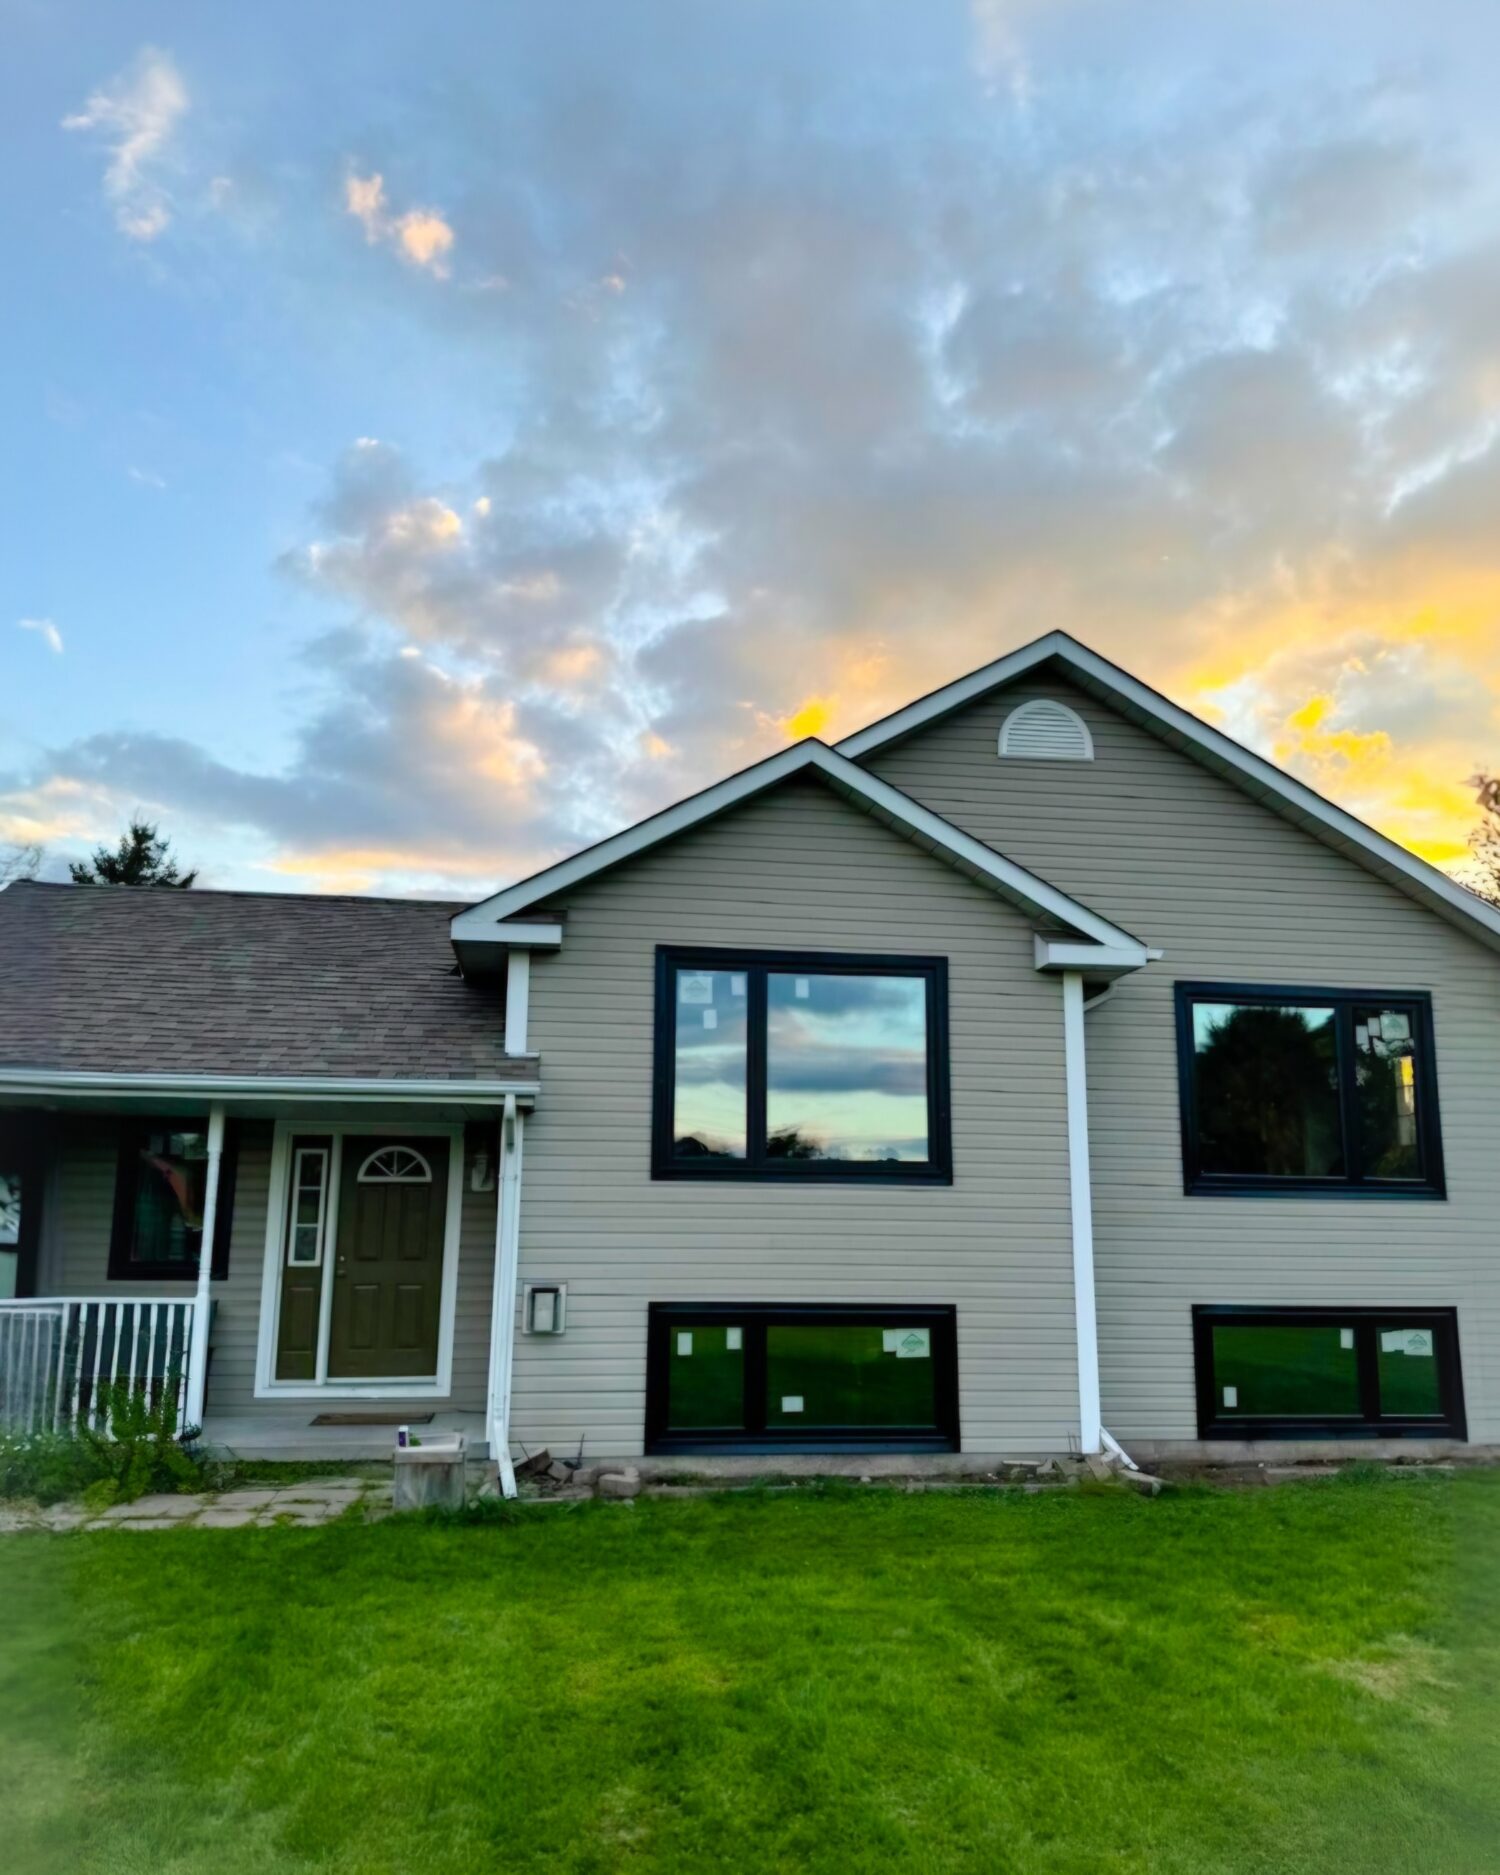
[344,171,455,277]
[17,618,63,655]
[63,47,187,241]
[21,7,1500,891]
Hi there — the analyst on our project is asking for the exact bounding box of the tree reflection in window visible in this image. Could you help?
[1192,1003,1342,1178]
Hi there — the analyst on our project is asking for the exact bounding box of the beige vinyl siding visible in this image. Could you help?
[516,774,1077,1459]
[868,676,1500,1445]
[44,1117,497,1416]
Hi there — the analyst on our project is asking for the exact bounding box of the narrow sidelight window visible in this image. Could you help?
[654,949,951,1182]
[1192,1307,1465,1439]
[1175,985,1443,1196]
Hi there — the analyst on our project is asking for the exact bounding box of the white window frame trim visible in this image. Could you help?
[286,1146,331,1269]
[254,1120,464,1402]
[356,1145,434,1185]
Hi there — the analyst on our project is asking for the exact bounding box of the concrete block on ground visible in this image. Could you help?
[197,1508,258,1529]
[597,1468,641,1500]
[393,1435,467,1512]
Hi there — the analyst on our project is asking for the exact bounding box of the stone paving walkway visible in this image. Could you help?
[0,1475,392,1532]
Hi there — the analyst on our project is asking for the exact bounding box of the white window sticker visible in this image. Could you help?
[730,973,747,997]
[1340,1328,1355,1350]
[702,1008,718,1030]
[780,1395,804,1414]
[679,973,714,1005]
[676,1331,693,1357]
[794,976,810,999]
[882,1329,899,1353]
[1381,1329,1433,1358]
[1222,1385,1238,1408]
[725,1327,742,1351]
[894,1328,930,1360]
[1380,1012,1412,1044]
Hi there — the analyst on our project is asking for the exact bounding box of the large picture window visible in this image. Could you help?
[646,1304,960,1452]
[653,948,951,1182]
[108,1119,237,1282]
[1192,1307,1465,1439]
[1175,984,1444,1197]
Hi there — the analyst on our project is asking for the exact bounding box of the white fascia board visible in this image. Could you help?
[450,741,828,935]
[837,632,1068,759]
[449,735,1141,952]
[1034,936,1152,979]
[839,629,1500,958]
[448,918,563,949]
[0,1069,540,1104]
[812,747,1142,949]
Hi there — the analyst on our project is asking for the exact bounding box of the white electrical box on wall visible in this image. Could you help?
[522,1282,567,1335]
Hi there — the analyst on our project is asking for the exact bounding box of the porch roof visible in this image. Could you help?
[0,881,534,1086]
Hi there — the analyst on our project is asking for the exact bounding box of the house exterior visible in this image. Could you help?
[3,631,1497,1484]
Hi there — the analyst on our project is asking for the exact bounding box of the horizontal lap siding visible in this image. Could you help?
[516,776,1076,1460]
[45,1119,497,1417]
[869,678,1500,1444]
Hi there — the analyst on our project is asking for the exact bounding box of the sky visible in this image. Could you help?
[3,0,1499,899]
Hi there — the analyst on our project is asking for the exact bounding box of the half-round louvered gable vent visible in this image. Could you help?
[998,698,1094,761]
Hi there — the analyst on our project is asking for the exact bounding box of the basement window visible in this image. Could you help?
[1192,1307,1465,1439]
[646,1304,960,1453]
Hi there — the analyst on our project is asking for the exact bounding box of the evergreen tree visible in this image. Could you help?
[69,820,197,888]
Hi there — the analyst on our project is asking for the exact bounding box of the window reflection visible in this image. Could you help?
[671,969,749,1159]
[1353,1006,1422,1180]
[1192,1002,1343,1178]
[766,973,928,1162]
[130,1128,209,1266]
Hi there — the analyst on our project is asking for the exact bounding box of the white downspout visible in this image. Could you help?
[1061,972,1102,1456]
[184,1101,225,1432]
[487,1093,525,1497]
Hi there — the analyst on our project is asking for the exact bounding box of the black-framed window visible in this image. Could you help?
[646,1303,960,1453]
[1192,1306,1465,1439]
[652,948,951,1182]
[1175,984,1444,1197]
[108,1119,237,1282]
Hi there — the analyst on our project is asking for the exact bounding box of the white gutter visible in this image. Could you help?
[1100,1427,1139,1471]
[1061,970,1103,1456]
[0,1069,539,1105]
[487,1092,526,1497]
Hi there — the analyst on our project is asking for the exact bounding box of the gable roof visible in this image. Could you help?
[0,881,535,1083]
[837,630,1500,959]
[450,738,1147,967]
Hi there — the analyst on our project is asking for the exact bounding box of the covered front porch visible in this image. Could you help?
[0,1073,535,1474]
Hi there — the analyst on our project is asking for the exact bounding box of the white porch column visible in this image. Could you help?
[487,1094,526,1497]
[1061,972,1103,1455]
[184,1101,226,1431]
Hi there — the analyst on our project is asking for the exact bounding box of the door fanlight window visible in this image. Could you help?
[357,1145,433,1185]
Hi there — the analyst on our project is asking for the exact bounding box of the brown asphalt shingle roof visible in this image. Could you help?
[0,881,530,1081]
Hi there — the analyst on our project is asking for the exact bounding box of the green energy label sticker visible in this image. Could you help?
[883,1328,930,1359]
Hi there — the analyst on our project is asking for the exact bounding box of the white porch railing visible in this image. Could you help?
[0,1298,197,1435]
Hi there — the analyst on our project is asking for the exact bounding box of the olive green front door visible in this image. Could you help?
[327,1137,449,1379]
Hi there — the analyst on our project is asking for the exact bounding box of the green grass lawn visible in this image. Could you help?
[3,1471,1498,1874]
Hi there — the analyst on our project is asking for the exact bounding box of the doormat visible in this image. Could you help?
[310,1411,435,1427]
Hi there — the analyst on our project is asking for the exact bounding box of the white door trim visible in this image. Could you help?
[254,1119,464,1401]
